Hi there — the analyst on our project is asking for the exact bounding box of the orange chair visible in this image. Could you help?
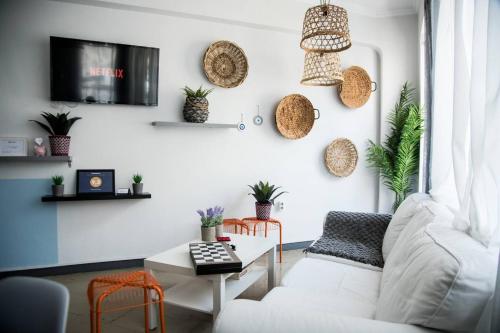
[241,217,283,263]
[223,218,250,235]
[87,271,165,333]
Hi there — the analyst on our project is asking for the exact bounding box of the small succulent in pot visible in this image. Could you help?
[248,181,287,220]
[182,85,214,123]
[197,206,224,241]
[30,112,81,156]
[52,175,64,197]
[132,173,143,195]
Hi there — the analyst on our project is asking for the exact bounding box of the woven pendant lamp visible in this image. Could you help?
[300,0,351,53]
[301,51,343,86]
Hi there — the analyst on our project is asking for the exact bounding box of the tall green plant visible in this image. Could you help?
[366,83,423,211]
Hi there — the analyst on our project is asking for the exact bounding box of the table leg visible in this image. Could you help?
[212,275,226,321]
[278,222,283,263]
[146,269,159,330]
[267,247,276,291]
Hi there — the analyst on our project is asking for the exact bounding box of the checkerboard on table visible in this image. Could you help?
[189,242,242,275]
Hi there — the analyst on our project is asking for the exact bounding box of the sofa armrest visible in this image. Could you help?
[214,300,438,333]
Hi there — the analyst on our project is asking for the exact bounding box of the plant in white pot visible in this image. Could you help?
[52,175,64,197]
[197,206,224,242]
[132,173,143,194]
[30,112,81,156]
[248,181,287,220]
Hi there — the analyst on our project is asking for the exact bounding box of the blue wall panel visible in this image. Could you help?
[0,179,58,270]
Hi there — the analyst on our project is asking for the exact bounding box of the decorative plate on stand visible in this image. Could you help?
[337,66,374,108]
[324,138,358,176]
[275,94,320,139]
[203,41,248,88]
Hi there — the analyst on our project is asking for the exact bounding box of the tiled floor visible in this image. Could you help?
[47,249,305,333]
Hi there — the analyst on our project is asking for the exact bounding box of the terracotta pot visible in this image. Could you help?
[49,135,71,156]
[133,183,143,195]
[255,202,272,220]
[201,226,216,242]
[215,224,224,238]
[52,184,64,197]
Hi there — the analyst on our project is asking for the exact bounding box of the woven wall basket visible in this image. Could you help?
[324,138,358,177]
[275,94,319,140]
[203,41,248,88]
[337,66,373,108]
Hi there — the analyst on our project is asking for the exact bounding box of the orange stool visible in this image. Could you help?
[241,217,283,263]
[87,270,165,333]
[223,218,250,235]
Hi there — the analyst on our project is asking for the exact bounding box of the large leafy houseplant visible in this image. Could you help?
[30,112,81,156]
[248,181,287,220]
[366,83,423,211]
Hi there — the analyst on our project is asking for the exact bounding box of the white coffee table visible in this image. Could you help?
[144,234,276,323]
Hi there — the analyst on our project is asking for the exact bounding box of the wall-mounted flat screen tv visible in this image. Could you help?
[50,36,159,106]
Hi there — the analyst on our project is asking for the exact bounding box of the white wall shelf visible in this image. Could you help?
[0,155,72,167]
[151,121,239,129]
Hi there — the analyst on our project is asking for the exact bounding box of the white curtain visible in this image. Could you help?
[429,0,500,247]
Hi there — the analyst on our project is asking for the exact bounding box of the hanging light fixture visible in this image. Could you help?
[300,0,351,53]
[301,51,343,86]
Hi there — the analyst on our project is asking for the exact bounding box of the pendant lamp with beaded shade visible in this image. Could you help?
[301,51,343,86]
[300,0,351,53]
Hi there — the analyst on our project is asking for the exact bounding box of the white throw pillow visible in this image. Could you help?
[382,193,430,260]
[376,221,497,332]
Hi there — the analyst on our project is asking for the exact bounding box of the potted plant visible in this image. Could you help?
[248,181,287,220]
[182,86,214,123]
[366,83,423,211]
[132,173,143,195]
[197,206,224,242]
[30,112,81,156]
[52,175,64,197]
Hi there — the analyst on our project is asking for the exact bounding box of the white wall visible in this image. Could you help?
[0,0,418,268]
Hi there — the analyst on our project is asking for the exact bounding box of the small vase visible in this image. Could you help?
[49,135,71,156]
[133,183,143,195]
[255,202,272,220]
[52,184,64,197]
[215,224,224,238]
[201,226,216,242]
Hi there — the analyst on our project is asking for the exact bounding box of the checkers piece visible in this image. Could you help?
[189,242,242,275]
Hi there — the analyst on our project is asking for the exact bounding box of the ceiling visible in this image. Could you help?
[298,0,420,17]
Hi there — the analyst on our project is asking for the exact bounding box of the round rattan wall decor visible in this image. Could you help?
[324,138,358,177]
[275,94,319,140]
[203,41,248,88]
[337,66,373,108]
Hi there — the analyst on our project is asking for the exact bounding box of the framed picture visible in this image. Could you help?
[0,137,28,156]
[76,169,115,195]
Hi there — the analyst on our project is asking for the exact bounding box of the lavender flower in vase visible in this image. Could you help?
[197,206,224,241]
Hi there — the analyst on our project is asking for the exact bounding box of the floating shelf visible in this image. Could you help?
[151,121,239,129]
[0,155,72,167]
[41,193,151,202]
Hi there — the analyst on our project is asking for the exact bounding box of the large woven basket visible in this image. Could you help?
[275,94,319,139]
[337,66,373,108]
[324,138,358,177]
[203,41,248,88]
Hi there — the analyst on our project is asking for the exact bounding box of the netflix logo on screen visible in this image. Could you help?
[89,67,125,79]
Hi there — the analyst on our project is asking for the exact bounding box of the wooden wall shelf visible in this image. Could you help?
[151,121,239,129]
[0,156,72,167]
[41,193,151,202]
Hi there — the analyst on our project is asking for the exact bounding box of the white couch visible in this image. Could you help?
[214,194,498,333]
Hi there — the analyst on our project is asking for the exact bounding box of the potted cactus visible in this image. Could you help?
[132,173,143,195]
[248,181,287,220]
[52,175,64,197]
[197,206,224,242]
[182,85,214,123]
[30,112,81,156]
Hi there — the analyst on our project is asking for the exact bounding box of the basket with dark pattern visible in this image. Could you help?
[255,202,272,220]
[183,97,209,123]
[49,135,71,156]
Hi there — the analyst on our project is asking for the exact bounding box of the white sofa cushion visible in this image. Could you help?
[262,287,377,318]
[306,251,382,271]
[280,258,381,312]
[376,220,498,332]
[382,193,430,260]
